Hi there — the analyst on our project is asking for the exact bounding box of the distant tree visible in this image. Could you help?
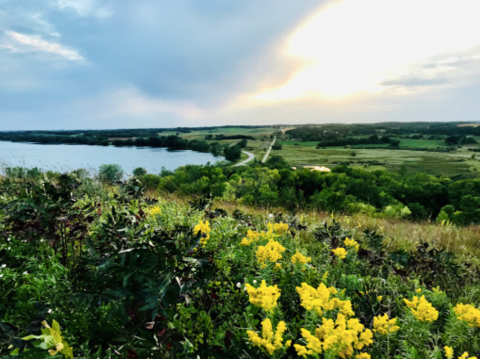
[224,145,242,162]
[267,155,289,169]
[389,140,400,147]
[238,139,248,148]
[445,135,459,146]
[133,167,147,177]
[272,143,282,150]
[98,164,123,183]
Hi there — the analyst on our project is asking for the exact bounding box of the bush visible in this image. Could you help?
[98,164,123,183]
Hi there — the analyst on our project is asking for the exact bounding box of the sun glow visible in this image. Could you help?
[252,0,480,101]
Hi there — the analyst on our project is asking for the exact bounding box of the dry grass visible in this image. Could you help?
[154,192,480,266]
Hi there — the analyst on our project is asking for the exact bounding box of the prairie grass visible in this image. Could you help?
[155,191,480,266]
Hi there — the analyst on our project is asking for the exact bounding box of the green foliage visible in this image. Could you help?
[1,169,480,358]
[98,164,123,183]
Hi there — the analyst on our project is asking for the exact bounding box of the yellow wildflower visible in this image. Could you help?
[274,263,282,271]
[344,237,359,249]
[245,280,281,312]
[458,352,477,359]
[332,248,347,260]
[377,296,383,302]
[454,303,480,328]
[256,239,286,265]
[273,222,289,235]
[240,230,261,246]
[247,319,289,356]
[291,251,312,265]
[416,288,422,294]
[356,354,371,359]
[373,314,400,335]
[146,206,162,216]
[296,282,338,316]
[444,346,454,359]
[403,295,439,322]
[299,314,373,358]
[193,220,211,247]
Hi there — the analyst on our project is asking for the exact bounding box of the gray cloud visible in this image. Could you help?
[1,0,480,130]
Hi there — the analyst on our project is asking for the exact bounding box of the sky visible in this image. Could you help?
[1,0,480,130]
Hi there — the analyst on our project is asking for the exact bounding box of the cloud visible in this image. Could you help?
[0,0,480,130]
[5,31,85,61]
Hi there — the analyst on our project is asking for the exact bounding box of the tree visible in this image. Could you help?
[98,164,123,183]
[133,167,147,177]
[224,145,242,162]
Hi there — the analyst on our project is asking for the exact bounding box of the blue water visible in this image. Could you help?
[0,141,222,174]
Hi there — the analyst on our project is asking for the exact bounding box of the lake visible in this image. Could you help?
[0,141,223,174]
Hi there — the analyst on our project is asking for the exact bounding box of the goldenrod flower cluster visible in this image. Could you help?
[445,346,454,359]
[273,222,289,235]
[296,283,354,317]
[256,240,286,266]
[240,229,261,246]
[193,220,211,247]
[458,352,478,359]
[247,318,291,355]
[373,314,400,335]
[454,303,480,328]
[240,223,287,247]
[295,314,373,358]
[146,205,162,217]
[332,247,348,260]
[291,251,312,265]
[344,237,359,251]
[245,280,281,312]
[403,295,439,322]
[356,354,371,359]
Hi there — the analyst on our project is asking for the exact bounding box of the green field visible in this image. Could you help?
[144,125,480,177]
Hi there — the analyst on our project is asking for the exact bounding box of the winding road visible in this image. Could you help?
[234,151,255,167]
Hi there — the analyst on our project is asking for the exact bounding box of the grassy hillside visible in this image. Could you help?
[1,171,480,359]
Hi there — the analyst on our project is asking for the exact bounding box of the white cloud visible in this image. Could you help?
[5,31,85,62]
[55,0,113,18]
[250,0,480,101]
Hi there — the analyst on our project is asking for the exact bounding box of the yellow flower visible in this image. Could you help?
[373,314,400,335]
[274,263,282,271]
[296,282,355,317]
[416,288,422,293]
[403,295,438,322]
[377,296,383,302]
[444,346,454,359]
[245,280,281,312]
[345,237,359,248]
[193,220,211,247]
[240,230,261,246]
[256,240,286,266]
[298,314,373,358]
[273,222,289,235]
[146,206,162,216]
[332,248,347,260]
[247,319,289,355]
[291,251,312,265]
[458,352,477,359]
[454,303,480,328]
[356,354,371,359]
